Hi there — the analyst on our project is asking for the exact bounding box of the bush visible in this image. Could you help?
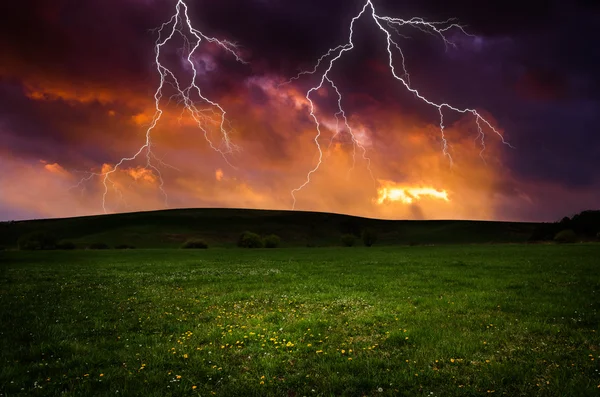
[238,231,264,248]
[88,242,109,250]
[264,234,281,248]
[18,231,57,250]
[361,229,378,247]
[597,232,600,241]
[115,244,136,250]
[56,241,76,250]
[341,234,356,247]
[181,239,208,249]
[554,229,578,244]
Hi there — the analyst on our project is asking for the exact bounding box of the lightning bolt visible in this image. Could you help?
[75,0,246,213]
[286,0,513,209]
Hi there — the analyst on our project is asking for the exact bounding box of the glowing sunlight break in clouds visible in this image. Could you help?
[376,180,450,205]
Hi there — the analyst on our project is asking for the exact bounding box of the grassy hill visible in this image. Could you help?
[0,208,538,249]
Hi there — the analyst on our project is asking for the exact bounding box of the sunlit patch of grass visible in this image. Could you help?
[0,244,599,396]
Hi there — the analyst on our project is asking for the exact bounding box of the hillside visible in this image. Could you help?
[0,208,539,249]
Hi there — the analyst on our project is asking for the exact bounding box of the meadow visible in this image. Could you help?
[1,244,599,396]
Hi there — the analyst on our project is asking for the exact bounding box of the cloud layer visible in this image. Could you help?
[0,0,598,221]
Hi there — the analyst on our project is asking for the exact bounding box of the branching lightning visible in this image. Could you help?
[286,0,514,209]
[76,0,246,213]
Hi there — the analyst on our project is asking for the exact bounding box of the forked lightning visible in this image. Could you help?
[287,0,513,209]
[76,0,246,213]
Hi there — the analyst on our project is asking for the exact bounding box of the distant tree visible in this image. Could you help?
[181,239,208,249]
[18,231,57,250]
[554,229,578,244]
[341,234,356,247]
[529,223,560,242]
[88,242,109,250]
[596,231,600,241]
[264,234,281,248]
[559,216,571,227]
[361,228,378,247]
[115,244,136,249]
[238,231,264,248]
[570,210,600,236]
[56,241,76,250]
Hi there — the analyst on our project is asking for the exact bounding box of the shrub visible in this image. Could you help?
[56,241,76,250]
[181,239,208,249]
[554,229,578,244]
[341,234,356,247]
[528,223,559,242]
[88,242,109,250]
[597,232,600,241]
[238,231,264,248]
[18,231,57,250]
[264,234,281,248]
[115,244,136,250]
[361,228,378,247]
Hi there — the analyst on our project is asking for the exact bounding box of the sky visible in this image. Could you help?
[0,0,598,222]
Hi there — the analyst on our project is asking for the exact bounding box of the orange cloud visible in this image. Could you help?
[43,162,71,178]
[0,67,523,221]
[23,81,146,107]
[131,112,154,126]
[126,167,158,184]
[215,169,224,181]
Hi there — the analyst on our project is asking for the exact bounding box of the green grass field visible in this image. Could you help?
[1,245,599,396]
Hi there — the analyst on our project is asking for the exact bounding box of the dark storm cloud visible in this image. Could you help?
[0,79,74,161]
[0,0,176,90]
[0,0,598,221]
[0,77,145,168]
[515,68,569,101]
[473,5,600,190]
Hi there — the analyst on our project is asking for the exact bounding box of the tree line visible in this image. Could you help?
[529,210,600,243]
